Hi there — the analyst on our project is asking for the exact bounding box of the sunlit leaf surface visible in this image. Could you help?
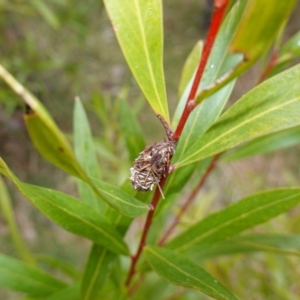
[104,0,169,122]
[145,246,238,300]
[0,158,129,256]
[166,188,300,255]
[177,64,300,168]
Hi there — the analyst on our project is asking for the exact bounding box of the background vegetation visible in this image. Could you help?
[1,1,300,299]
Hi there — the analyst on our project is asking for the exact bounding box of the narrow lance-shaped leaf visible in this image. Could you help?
[0,64,87,180]
[25,111,88,181]
[44,283,80,300]
[172,0,246,162]
[163,3,245,213]
[196,0,297,102]
[26,103,148,218]
[89,177,149,218]
[0,176,36,266]
[178,40,203,98]
[73,98,105,212]
[24,95,148,218]
[196,234,300,260]
[81,245,116,300]
[74,100,119,299]
[166,188,300,255]
[0,253,66,297]
[0,158,129,256]
[231,0,296,63]
[176,64,300,168]
[119,98,146,162]
[145,246,239,300]
[104,0,169,122]
[267,30,300,79]
[35,255,81,281]
[29,0,60,29]
[74,99,149,218]
[222,126,300,161]
[278,30,300,64]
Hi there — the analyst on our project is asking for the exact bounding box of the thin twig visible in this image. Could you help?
[125,175,168,287]
[257,50,279,84]
[159,153,221,246]
[125,0,229,290]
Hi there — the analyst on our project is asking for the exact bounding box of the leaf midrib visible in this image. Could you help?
[2,267,63,291]
[179,95,300,166]
[83,249,107,300]
[23,185,126,254]
[177,2,243,158]
[147,248,232,300]
[133,0,165,116]
[96,181,147,209]
[176,191,300,252]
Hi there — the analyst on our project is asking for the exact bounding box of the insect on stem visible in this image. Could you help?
[129,115,176,196]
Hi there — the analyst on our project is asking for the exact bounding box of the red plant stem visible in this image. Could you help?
[125,176,167,287]
[158,22,279,248]
[173,0,229,141]
[159,153,221,246]
[257,50,278,84]
[125,0,229,290]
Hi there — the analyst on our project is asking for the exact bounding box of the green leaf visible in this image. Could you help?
[88,92,110,127]
[166,188,300,255]
[278,30,300,63]
[0,176,36,266]
[145,246,238,300]
[35,255,81,281]
[119,99,146,162]
[197,234,300,260]
[25,112,87,180]
[73,101,119,299]
[196,0,297,102]
[73,98,100,178]
[81,245,116,300]
[0,64,87,180]
[0,158,129,256]
[73,98,104,212]
[29,0,60,29]
[231,0,296,62]
[0,253,66,297]
[44,283,80,300]
[104,0,169,122]
[172,0,245,162]
[222,126,300,161]
[105,207,132,236]
[177,64,300,168]
[89,177,149,218]
[73,99,148,218]
[178,40,203,98]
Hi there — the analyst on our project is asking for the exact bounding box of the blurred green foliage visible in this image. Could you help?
[1,1,300,300]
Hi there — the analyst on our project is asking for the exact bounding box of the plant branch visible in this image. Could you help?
[125,175,168,287]
[172,0,229,140]
[158,153,221,246]
[125,0,229,289]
